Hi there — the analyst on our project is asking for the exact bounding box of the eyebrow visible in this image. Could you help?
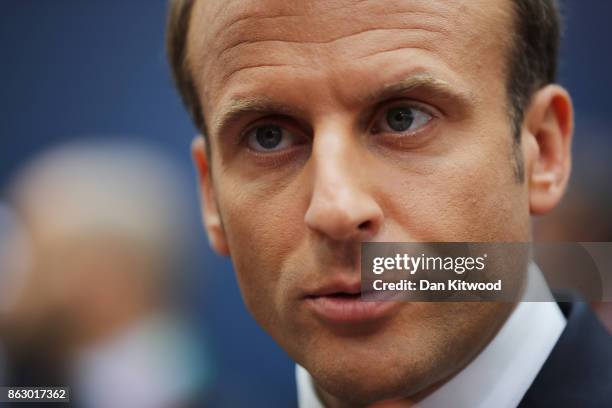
[363,74,476,110]
[211,96,307,138]
[211,74,475,137]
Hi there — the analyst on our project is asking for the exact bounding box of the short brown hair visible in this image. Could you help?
[166,0,561,148]
[167,0,204,133]
[508,0,561,168]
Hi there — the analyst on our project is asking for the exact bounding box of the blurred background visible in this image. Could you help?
[0,0,610,407]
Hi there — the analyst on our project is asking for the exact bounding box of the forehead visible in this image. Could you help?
[187,0,514,131]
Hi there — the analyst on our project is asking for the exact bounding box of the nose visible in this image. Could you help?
[304,126,383,242]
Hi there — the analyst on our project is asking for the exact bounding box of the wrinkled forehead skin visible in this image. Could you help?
[186,0,515,140]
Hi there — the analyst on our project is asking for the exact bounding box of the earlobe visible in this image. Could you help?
[523,85,574,215]
[191,136,230,256]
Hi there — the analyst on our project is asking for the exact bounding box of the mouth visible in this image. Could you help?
[303,282,401,324]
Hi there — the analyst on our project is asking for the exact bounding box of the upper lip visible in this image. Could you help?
[303,278,362,298]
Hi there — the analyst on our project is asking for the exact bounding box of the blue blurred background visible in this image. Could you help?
[0,1,610,407]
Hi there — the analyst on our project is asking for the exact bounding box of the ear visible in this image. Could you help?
[191,136,230,256]
[522,85,574,215]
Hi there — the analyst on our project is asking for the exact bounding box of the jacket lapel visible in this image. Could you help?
[520,300,612,407]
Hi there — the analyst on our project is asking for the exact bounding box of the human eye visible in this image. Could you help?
[245,124,302,152]
[372,104,433,136]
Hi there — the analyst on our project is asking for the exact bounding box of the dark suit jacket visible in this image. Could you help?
[520,300,612,407]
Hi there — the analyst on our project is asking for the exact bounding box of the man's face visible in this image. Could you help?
[189,0,529,403]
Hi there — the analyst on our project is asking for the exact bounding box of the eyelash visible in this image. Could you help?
[241,117,308,147]
[370,102,436,135]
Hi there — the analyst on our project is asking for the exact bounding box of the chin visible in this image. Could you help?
[306,347,438,406]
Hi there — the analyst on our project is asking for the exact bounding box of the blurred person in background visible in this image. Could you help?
[0,203,32,395]
[0,140,212,408]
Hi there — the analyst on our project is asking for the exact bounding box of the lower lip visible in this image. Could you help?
[304,295,401,324]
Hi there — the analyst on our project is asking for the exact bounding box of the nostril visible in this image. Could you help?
[358,220,372,230]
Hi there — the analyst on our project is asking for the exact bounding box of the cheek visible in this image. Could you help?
[216,175,306,324]
[382,127,529,241]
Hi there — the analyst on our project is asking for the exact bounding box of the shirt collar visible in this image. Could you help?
[296,263,566,408]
